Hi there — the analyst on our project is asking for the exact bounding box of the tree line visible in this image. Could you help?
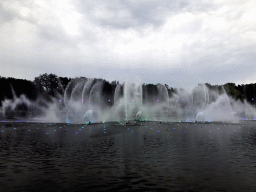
[0,73,255,109]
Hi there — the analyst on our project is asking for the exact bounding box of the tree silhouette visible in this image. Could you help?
[33,73,64,98]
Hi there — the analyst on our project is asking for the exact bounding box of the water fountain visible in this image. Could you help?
[61,77,172,123]
[193,85,238,122]
[1,77,256,123]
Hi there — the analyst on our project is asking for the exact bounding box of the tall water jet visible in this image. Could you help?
[82,79,94,108]
[64,78,95,123]
[88,81,106,121]
[123,81,143,120]
[114,83,122,105]
[192,84,209,113]
[154,84,169,121]
[113,83,125,120]
[176,89,194,120]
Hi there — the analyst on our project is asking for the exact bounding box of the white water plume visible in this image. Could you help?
[1,79,256,123]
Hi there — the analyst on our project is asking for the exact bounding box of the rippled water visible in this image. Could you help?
[1,120,256,191]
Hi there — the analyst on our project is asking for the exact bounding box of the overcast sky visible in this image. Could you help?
[0,0,255,89]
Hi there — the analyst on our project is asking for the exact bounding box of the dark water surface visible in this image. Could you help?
[1,120,256,192]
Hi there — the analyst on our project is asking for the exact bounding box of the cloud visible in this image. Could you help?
[74,0,220,31]
[0,0,256,89]
[76,0,174,30]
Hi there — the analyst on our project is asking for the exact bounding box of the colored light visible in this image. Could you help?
[59,100,61,102]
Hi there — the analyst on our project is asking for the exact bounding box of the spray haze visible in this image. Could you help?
[0,77,255,124]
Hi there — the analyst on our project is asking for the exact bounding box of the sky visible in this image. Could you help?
[0,0,255,90]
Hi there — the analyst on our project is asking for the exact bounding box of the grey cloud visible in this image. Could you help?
[0,0,37,24]
[0,3,16,22]
[59,45,256,89]
[1,0,255,90]
[37,24,77,47]
[1,42,255,90]
[0,0,78,47]
[76,0,184,30]
[75,0,219,31]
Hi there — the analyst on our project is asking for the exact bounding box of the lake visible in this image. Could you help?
[1,120,256,191]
